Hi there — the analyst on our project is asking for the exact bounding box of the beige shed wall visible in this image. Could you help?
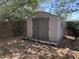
[26,17,33,38]
[49,16,58,41]
[57,20,62,40]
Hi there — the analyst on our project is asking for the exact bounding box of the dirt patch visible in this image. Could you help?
[58,36,79,51]
[0,37,78,59]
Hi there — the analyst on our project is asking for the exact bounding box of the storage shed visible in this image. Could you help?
[26,11,64,43]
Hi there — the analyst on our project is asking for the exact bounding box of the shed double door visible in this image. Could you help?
[32,17,49,40]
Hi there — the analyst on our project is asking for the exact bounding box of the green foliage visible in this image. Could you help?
[0,0,40,36]
[0,0,39,21]
[66,22,79,30]
[69,0,76,3]
[66,22,79,38]
[13,20,24,36]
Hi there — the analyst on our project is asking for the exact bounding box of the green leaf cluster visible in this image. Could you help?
[0,0,39,21]
[66,22,79,36]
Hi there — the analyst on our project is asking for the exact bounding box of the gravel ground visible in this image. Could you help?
[0,37,78,59]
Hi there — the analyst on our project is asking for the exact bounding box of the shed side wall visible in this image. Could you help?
[27,18,33,38]
[57,20,62,40]
[49,16,58,41]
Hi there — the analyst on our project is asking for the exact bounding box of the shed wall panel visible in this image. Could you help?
[49,17,58,41]
[32,18,39,39]
[57,20,64,43]
[39,18,49,40]
[57,21,62,40]
[32,17,49,40]
[27,18,33,38]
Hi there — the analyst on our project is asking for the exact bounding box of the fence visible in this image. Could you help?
[0,21,27,38]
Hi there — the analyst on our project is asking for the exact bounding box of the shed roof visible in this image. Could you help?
[33,11,60,18]
[25,11,61,20]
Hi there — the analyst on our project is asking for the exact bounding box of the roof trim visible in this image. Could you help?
[34,11,60,18]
